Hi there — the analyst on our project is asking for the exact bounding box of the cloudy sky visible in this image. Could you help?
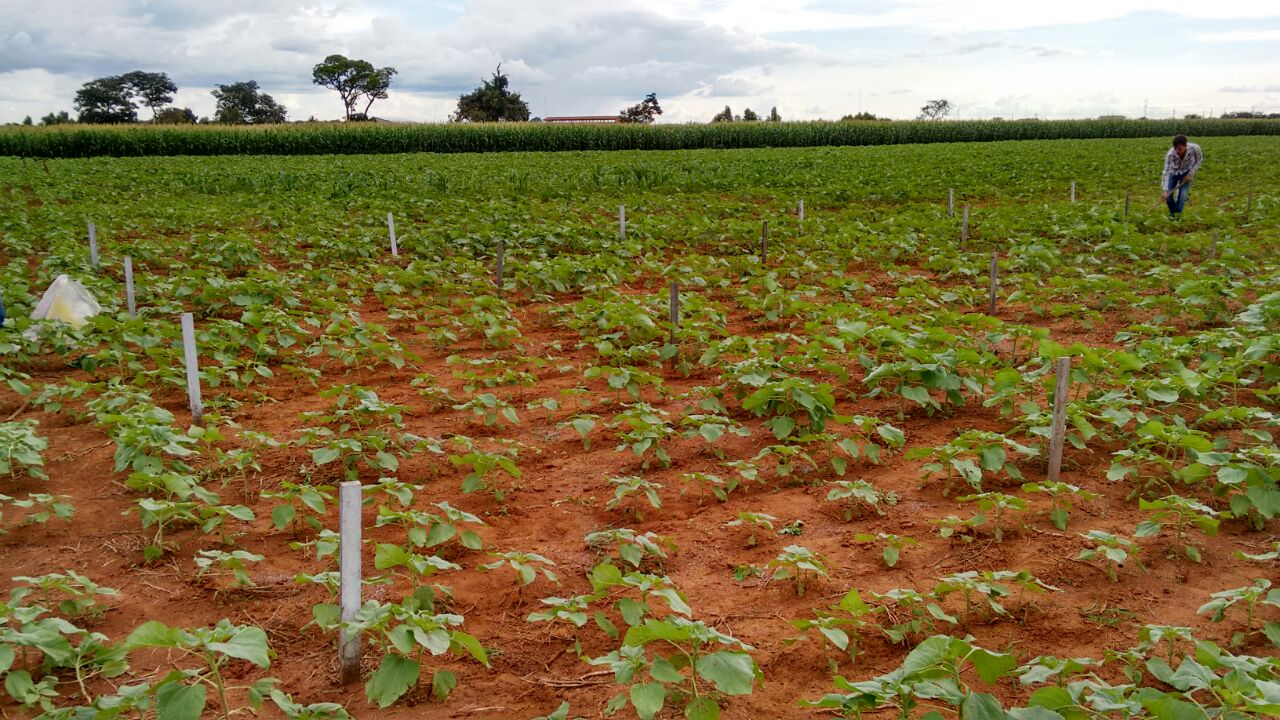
[1,0,1278,124]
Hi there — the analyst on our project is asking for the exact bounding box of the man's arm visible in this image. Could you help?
[1187,144,1204,178]
[1160,150,1174,190]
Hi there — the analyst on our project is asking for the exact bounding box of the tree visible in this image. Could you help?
[154,107,197,124]
[841,111,880,121]
[767,106,781,122]
[312,55,398,121]
[711,105,734,123]
[741,107,760,121]
[74,76,136,124]
[451,65,530,122]
[120,71,177,119]
[211,81,288,124]
[917,99,952,121]
[40,111,73,126]
[619,93,663,124]
[21,116,32,126]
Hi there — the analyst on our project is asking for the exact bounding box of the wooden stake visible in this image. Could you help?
[1124,192,1130,218]
[669,282,680,346]
[987,252,998,316]
[88,222,99,268]
[387,212,398,257]
[619,205,626,240]
[338,480,362,685]
[948,188,954,217]
[495,240,504,289]
[961,204,970,242]
[760,221,768,263]
[180,313,203,427]
[124,257,137,319]
[1047,357,1071,483]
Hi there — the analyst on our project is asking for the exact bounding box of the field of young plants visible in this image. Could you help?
[1,136,1277,720]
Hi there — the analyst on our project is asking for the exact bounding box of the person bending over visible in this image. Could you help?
[1161,134,1203,218]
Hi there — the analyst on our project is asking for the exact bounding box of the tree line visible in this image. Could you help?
[22,58,667,126]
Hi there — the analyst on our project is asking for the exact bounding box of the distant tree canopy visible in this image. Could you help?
[211,81,288,124]
[620,93,663,124]
[312,54,397,121]
[40,111,73,126]
[154,107,197,124]
[711,105,735,123]
[767,106,781,122]
[451,65,530,122]
[917,98,952,121]
[741,107,760,122]
[841,111,881,121]
[73,71,177,123]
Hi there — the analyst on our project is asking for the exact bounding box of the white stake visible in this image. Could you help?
[619,205,626,240]
[338,480,362,684]
[495,240,504,289]
[798,199,805,223]
[1047,357,1071,483]
[987,252,998,316]
[180,313,203,427]
[124,257,137,319]
[88,222,99,268]
[961,204,970,242]
[948,188,954,217]
[1070,181,1076,203]
[387,212,398,257]
[669,282,680,346]
[1209,230,1218,265]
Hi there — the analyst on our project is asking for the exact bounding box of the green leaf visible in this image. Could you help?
[695,651,757,695]
[979,446,1006,472]
[124,620,187,650]
[4,671,35,706]
[155,682,206,720]
[1050,507,1069,531]
[961,692,1005,720]
[969,647,1016,684]
[901,385,932,407]
[685,696,721,720]
[884,545,900,567]
[311,447,341,465]
[431,669,457,702]
[207,625,271,668]
[1263,622,1280,648]
[630,681,666,720]
[366,654,420,709]
[271,505,295,530]
[0,646,12,675]
[648,657,686,684]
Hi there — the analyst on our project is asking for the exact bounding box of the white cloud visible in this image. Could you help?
[0,0,1278,123]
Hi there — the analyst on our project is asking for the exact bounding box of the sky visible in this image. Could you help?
[1,0,1278,124]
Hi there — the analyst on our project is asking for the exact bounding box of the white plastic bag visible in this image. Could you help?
[30,275,100,329]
